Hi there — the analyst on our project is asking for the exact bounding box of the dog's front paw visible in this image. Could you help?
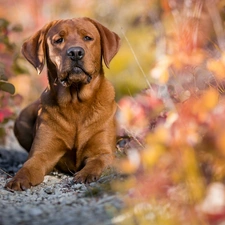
[74,170,100,184]
[5,175,31,191]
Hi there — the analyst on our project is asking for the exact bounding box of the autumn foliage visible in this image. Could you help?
[0,18,24,143]
[115,1,225,224]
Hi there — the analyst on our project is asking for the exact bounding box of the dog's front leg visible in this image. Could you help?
[74,131,115,184]
[5,126,67,191]
[74,154,113,183]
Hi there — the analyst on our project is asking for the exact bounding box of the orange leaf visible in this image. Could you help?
[201,89,219,110]
[217,130,225,153]
[207,59,225,80]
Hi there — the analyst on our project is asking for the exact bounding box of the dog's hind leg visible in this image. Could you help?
[14,99,40,152]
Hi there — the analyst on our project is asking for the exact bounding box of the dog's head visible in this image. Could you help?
[22,17,120,87]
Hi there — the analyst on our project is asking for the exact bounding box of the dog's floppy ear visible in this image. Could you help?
[87,18,120,68]
[21,22,56,74]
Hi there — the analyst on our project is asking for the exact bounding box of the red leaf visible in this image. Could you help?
[0,108,13,122]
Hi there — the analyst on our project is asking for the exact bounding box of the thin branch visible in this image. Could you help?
[120,27,154,92]
[0,167,13,178]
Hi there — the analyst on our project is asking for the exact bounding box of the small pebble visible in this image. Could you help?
[29,208,43,216]
[44,187,55,194]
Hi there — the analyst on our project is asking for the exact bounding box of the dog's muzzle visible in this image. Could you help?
[60,69,92,87]
[59,46,92,87]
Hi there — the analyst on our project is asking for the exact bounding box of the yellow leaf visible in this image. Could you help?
[183,146,205,202]
[111,176,136,193]
[142,145,165,168]
[146,126,169,144]
[119,158,139,174]
[207,59,225,80]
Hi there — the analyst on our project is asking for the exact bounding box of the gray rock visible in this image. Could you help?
[44,187,55,194]
[29,207,43,216]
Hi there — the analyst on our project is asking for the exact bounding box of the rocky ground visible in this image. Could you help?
[0,146,125,225]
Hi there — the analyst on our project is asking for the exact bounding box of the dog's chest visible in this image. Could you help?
[41,85,110,149]
[48,101,98,136]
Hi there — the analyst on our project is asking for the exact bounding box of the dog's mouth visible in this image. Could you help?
[60,66,92,87]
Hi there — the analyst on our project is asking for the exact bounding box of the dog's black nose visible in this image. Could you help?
[67,47,85,61]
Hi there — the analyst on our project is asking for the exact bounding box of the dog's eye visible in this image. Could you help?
[84,36,93,41]
[54,38,64,44]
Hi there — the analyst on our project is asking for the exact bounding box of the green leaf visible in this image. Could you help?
[0,18,9,29]
[0,67,7,81]
[12,57,29,75]
[0,80,15,94]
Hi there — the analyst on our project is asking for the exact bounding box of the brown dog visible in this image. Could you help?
[5,17,120,191]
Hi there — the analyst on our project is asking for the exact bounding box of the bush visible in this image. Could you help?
[115,1,225,224]
[0,18,23,144]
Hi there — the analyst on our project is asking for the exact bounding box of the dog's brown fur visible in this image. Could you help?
[5,17,120,191]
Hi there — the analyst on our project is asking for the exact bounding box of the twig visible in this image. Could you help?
[64,162,75,176]
[120,27,154,92]
[0,167,13,177]
[206,0,225,51]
